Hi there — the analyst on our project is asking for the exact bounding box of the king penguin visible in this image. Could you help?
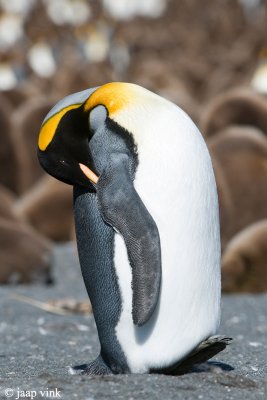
[37,82,230,375]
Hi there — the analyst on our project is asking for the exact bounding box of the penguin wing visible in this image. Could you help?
[97,152,162,327]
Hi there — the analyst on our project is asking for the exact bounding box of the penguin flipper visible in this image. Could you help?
[97,152,162,327]
[70,355,112,375]
[152,335,232,375]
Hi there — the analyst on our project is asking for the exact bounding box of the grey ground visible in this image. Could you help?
[0,244,266,400]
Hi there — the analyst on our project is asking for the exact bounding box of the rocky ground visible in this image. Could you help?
[0,244,266,400]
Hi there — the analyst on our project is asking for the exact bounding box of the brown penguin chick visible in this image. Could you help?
[200,87,267,139]
[0,183,53,284]
[52,60,112,96]
[210,157,234,251]
[222,219,267,293]
[0,184,17,221]
[12,96,59,193]
[0,218,52,284]
[0,93,21,194]
[0,92,13,112]
[208,126,267,249]
[14,175,74,242]
[1,82,40,108]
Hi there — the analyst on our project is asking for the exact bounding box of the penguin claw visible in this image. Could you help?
[70,356,112,376]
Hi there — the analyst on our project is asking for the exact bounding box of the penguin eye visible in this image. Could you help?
[59,159,69,167]
[89,105,107,132]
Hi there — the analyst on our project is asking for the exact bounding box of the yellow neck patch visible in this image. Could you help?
[84,82,134,116]
[38,103,81,151]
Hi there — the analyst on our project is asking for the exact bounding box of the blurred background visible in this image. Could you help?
[0,0,267,293]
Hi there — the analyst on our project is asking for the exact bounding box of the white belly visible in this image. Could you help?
[113,104,221,373]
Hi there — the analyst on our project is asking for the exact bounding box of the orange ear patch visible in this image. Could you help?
[38,103,81,151]
[84,82,133,116]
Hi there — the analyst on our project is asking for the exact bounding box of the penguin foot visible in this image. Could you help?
[70,355,112,375]
[152,335,232,375]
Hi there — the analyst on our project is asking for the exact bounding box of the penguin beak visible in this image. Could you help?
[79,163,99,184]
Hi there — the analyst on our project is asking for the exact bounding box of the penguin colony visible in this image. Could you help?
[37,82,227,375]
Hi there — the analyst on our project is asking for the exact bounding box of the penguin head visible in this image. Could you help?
[38,87,98,189]
[37,82,160,189]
